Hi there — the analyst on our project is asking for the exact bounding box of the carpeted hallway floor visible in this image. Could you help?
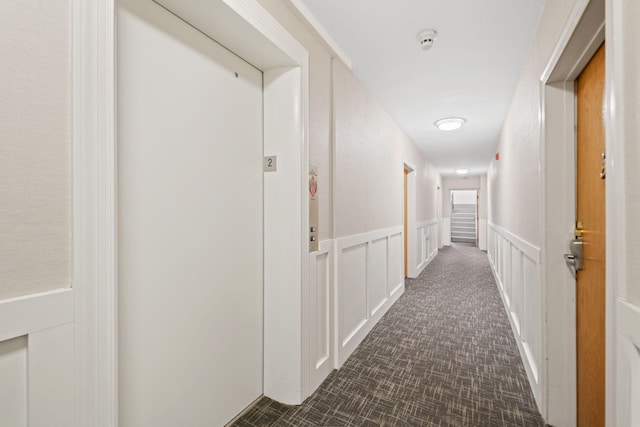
[231,244,546,426]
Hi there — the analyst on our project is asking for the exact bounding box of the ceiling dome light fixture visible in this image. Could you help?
[456,169,469,175]
[435,117,466,131]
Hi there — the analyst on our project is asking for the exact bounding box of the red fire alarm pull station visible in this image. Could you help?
[495,152,500,161]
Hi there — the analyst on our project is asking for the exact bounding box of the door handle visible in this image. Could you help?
[564,239,583,271]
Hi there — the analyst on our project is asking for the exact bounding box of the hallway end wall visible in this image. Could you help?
[441,176,487,249]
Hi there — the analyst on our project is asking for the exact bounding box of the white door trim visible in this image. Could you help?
[77,0,311,423]
[539,0,605,425]
[403,162,416,278]
[604,0,627,425]
[73,0,117,425]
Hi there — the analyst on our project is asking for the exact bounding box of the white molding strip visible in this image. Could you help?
[334,226,404,367]
[74,0,117,425]
[0,289,74,343]
[487,223,544,412]
[285,0,353,69]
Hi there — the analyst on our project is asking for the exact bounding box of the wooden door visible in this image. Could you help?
[404,169,409,277]
[576,42,606,427]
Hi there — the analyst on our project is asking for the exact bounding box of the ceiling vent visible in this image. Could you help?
[417,29,438,50]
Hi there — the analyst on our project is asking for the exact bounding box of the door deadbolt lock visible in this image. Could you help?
[564,239,584,271]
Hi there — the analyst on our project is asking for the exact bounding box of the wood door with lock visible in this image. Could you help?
[576,42,606,427]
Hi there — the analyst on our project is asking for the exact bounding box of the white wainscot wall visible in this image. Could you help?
[616,299,640,426]
[414,220,439,278]
[487,223,543,410]
[0,289,74,427]
[442,218,451,246]
[306,240,334,397]
[334,226,404,367]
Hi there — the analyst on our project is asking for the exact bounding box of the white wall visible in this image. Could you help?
[613,0,640,425]
[0,0,72,300]
[620,0,640,307]
[487,224,542,409]
[441,176,481,217]
[256,0,333,241]
[452,190,477,205]
[487,1,581,421]
[488,1,577,246]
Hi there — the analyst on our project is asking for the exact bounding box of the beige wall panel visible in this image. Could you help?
[488,0,576,246]
[0,1,72,300]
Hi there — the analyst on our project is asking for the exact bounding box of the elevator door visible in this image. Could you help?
[118,1,263,425]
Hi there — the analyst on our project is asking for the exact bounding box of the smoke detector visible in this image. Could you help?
[417,29,438,50]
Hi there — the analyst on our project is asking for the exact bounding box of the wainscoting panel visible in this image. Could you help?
[335,226,404,367]
[369,238,389,317]
[388,234,403,297]
[487,223,543,409]
[307,240,334,397]
[616,299,640,426]
[0,336,27,427]
[0,289,75,427]
[442,218,451,246]
[414,220,439,278]
[339,243,368,348]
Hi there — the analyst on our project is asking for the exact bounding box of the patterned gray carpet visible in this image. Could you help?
[232,244,545,426]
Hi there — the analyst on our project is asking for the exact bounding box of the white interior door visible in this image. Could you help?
[117,1,263,425]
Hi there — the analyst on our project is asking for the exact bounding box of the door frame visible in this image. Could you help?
[403,162,417,278]
[76,0,310,424]
[539,0,622,425]
[449,189,478,246]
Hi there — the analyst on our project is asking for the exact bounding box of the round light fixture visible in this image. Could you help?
[434,117,465,131]
[456,169,469,175]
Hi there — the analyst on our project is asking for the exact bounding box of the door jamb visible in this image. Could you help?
[403,162,417,278]
[539,0,605,424]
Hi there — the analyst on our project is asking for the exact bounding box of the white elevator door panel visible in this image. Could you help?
[117,2,263,426]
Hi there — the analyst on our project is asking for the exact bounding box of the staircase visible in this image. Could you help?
[451,204,476,244]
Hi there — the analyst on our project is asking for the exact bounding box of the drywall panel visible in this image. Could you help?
[0,0,72,300]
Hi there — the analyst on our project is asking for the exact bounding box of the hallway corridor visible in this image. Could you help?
[233,246,544,426]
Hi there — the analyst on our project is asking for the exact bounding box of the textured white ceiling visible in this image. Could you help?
[297,0,545,176]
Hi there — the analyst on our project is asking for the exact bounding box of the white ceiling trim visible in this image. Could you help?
[286,0,352,69]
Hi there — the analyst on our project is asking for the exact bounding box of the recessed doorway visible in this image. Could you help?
[450,190,478,246]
